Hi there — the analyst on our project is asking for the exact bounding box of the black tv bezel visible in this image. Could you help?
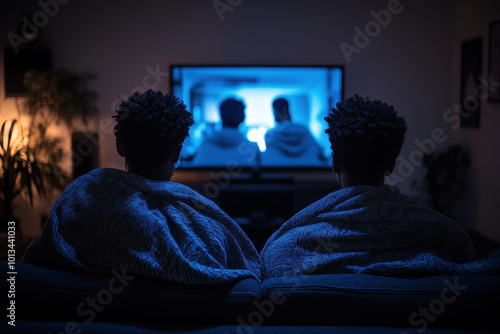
[169,64,344,173]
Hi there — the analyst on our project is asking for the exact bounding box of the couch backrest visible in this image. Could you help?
[2,262,260,324]
[2,262,499,330]
[260,273,500,330]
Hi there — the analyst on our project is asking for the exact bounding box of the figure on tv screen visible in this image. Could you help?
[22,90,261,284]
[193,97,260,167]
[262,98,326,166]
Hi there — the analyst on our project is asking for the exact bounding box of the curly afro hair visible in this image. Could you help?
[113,90,194,168]
[324,95,407,177]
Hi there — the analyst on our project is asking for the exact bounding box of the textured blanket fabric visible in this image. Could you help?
[260,185,498,280]
[22,168,261,284]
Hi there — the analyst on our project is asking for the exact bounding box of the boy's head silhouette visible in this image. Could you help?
[272,98,291,124]
[325,94,407,188]
[113,90,194,181]
[219,98,246,128]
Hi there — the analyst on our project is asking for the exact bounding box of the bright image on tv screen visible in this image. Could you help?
[171,66,343,169]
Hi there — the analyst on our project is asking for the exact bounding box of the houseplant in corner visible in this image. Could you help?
[0,67,97,231]
[423,144,470,219]
[23,68,98,126]
[0,119,66,230]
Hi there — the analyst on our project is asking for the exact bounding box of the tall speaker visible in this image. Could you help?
[72,132,100,180]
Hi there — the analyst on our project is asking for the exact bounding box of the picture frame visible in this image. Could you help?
[488,19,500,102]
[460,38,482,128]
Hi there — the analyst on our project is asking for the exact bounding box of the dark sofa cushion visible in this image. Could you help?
[2,262,260,324]
[4,261,500,331]
[259,273,500,330]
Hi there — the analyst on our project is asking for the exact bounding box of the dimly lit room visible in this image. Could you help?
[1,0,499,333]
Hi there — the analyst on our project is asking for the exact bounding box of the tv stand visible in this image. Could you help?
[174,169,339,250]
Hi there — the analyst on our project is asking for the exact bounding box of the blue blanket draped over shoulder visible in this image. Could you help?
[22,168,261,284]
[261,185,500,279]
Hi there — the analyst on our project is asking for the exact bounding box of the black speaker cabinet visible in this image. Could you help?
[72,132,100,180]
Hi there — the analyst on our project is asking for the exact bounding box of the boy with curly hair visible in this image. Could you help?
[261,95,476,279]
[23,90,261,284]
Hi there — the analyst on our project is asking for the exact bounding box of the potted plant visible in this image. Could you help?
[0,67,97,231]
[0,120,67,230]
[23,68,98,127]
[423,144,470,219]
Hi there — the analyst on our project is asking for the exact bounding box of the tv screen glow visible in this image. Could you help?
[171,65,343,169]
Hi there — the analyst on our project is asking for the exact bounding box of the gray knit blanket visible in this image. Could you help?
[261,185,499,279]
[22,168,261,284]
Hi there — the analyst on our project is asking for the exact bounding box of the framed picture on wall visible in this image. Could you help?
[488,19,500,102]
[460,38,482,128]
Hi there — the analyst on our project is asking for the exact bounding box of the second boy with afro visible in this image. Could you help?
[261,95,475,279]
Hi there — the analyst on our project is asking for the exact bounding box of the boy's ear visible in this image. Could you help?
[116,142,125,157]
[170,145,183,164]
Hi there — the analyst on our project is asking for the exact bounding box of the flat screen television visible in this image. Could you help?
[170,65,344,170]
